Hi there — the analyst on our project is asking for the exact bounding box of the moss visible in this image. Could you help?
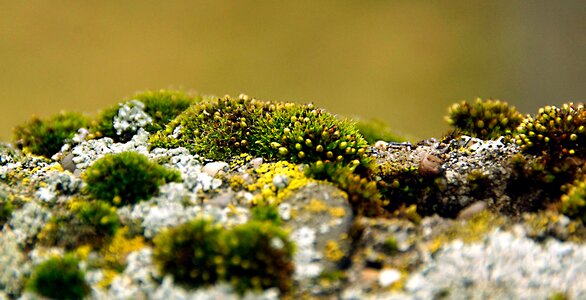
[91,89,198,142]
[0,195,13,227]
[153,219,294,295]
[306,161,385,216]
[149,94,370,167]
[84,151,181,206]
[445,98,523,140]
[153,218,226,287]
[560,176,586,223]
[506,153,582,215]
[354,118,408,144]
[13,111,89,158]
[224,220,295,295]
[548,292,569,300]
[515,103,586,159]
[38,200,120,250]
[376,159,444,217]
[250,204,283,225]
[27,254,90,300]
[383,237,399,255]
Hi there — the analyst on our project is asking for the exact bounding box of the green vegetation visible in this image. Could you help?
[560,176,586,223]
[92,89,198,142]
[153,219,294,295]
[84,151,181,206]
[515,103,586,159]
[39,200,120,249]
[250,205,283,225]
[445,98,523,140]
[355,118,406,144]
[306,160,384,216]
[27,255,90,300]
[153,218,226,287]
[383,236,399,255]
[73,200,120,237]
[0,197,13,226]
[149,94,370,167]
[224,220,295,295]
[13,111,89,157]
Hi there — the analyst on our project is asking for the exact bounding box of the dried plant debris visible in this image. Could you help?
[1,92,586,299]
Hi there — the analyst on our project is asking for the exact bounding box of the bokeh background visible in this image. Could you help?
[1,1,586,142]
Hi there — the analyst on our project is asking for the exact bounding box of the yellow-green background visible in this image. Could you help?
[1,1,585,142]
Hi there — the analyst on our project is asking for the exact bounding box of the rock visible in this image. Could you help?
[282,182,354,283]
[378,268,401,287]
[202,161,229,177]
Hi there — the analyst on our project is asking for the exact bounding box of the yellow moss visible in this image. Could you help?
[329,207,346,218]
[306,199,327,213]
[100,227,145,270]
[324,240,344,262]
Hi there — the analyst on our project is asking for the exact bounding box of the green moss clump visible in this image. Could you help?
[149,94,370,167]
[84,151,181,206]
[383,236,399,255]
[153,219,294,295]
[560,176,586,223]
[92,89,198,142]
[74,200,120,237]
[39,200,120,249]
[515,103,586,159]
[0,197,13,227]
[27,255,90,300]
[505,153,582,215]
[153,218,226,287]
[13,111,89,158]
[306,161,385,216]
[445,98,523,140]
[223,221,294,295]
[354,118,407,144]
[250,205,283,225]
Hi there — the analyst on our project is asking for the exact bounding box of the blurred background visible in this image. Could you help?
[1,0,586,142]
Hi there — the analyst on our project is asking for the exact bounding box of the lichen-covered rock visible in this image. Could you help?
[282,183,354,280]
[2,90,585,299]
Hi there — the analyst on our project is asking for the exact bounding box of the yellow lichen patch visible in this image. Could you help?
[228,153,254,169]
[75,245,93,260]
[100,227,145,270]
[427,211,504,253]
[247,161,315,205]
[324,240,344,262]
[97,268,119,289]
[306,199,327,213]
[329,207,346,218]
[229,175,245,190]
[227,203,241,217]
[47,163,64,173]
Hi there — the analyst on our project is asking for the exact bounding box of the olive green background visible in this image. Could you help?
[1,1,585,142]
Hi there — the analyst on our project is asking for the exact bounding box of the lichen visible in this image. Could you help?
[91,89,198,142]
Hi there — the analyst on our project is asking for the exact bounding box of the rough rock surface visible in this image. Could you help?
[1,100,585,300]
